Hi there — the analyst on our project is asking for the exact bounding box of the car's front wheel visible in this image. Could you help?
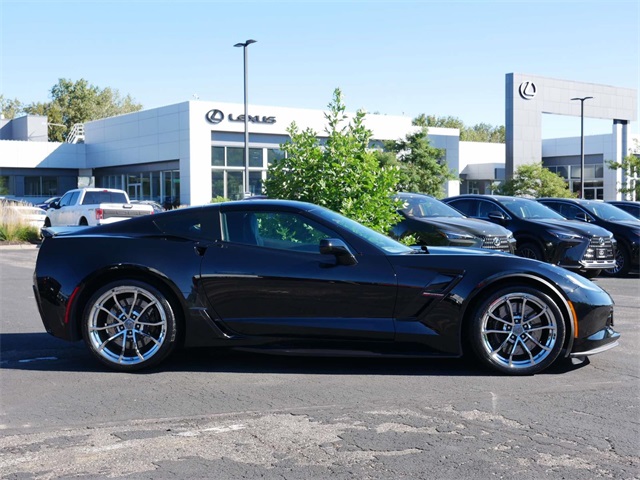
[470,286,566,375]
[516,242,543,261]
[602,245,631,277]
[82,280,178,371]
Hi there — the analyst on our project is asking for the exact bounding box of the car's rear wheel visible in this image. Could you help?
[82,280,177,371]
[516,242,543,261]
[470,286,566,375]
[602,245,631,277]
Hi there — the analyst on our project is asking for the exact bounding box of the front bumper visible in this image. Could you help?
[569,326,620,358]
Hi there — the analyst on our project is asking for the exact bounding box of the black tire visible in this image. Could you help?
[470,286,566,375]
[516,242,543,261]
[82,280,178,371]
[602,245,631,277]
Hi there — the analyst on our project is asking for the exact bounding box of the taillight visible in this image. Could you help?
[95,208,104,220]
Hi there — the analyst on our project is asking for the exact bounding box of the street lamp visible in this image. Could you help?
[234,39,257,198]
[570,96,593,199]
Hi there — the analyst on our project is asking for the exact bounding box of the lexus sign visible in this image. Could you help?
[205,109,276,125]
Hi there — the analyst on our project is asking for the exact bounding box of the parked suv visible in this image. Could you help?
[443,194,616,277]
[607,200,640,219]
[538,198,639,276]
[391,193,516,253]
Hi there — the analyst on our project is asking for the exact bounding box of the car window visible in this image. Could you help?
[222,211,339,253]
[82,191,128,205]
[477,200,502,219]
[501,198,564,220]
[584,202,638,222]
[58,191,74,207]
[399,195,463,218]
[153,208,216,240]
[446,199,474,216]
[559,204,584,220]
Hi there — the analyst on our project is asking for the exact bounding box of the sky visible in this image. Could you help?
[1,0,638,138]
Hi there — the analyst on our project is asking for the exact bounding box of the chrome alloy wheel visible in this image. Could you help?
[479,292,559,370]
[86,285,168,366]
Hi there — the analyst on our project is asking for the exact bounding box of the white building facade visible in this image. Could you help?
[0,74,637,205]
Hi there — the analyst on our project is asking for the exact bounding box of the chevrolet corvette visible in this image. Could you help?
[33,200,620,374]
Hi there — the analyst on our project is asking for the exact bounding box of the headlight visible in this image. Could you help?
[441,230,476,240]
[550,230,583,240]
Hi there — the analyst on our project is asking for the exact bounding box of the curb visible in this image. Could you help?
[0,243,40,250]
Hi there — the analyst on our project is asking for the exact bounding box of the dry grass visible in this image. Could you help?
[0,200,42,243]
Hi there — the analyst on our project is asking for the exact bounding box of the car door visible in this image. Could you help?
[199,206,397,341]
[48,191,74,226]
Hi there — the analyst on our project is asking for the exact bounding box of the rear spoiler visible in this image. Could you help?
[41,226,91,238]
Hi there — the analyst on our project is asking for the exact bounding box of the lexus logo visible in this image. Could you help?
[519,81,537,100]
[598,237,605,246]
[493,237,501,247]
[205,109,224,124]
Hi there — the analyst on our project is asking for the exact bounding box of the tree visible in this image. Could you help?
[264,88,402,234]
[608,141,639,199]
[495,163,575,198]
[377,123,457,198]
[22,79,143,141]
[0,95,23,120]
[413,113,505,143]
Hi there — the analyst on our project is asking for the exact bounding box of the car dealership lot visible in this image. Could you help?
[1,246,638,479]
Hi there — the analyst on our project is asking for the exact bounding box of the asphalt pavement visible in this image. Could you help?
[1,245,638,479]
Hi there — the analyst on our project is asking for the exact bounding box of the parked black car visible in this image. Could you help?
[34,199,619,375]
[35,196,61,210]
[391,193,516,253]
[607,200,640,219]
[538,198,640,276]
[442,195,616,277]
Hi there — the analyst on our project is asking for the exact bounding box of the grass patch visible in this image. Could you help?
[0,200,42,243]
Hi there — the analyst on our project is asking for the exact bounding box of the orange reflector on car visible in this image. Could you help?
[567,300,579,338]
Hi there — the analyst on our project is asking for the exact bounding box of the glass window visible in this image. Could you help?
[0,175,10,195]
[227,171,243,200]
[267,149,285,165]
[227,147,244,167]
[249,171,263,196]
[212,147,224,167]
[58,191,74,207]
[222,211,338,252]
[249,148,263,167]
[212,171,224,199]
[555,166,568,179]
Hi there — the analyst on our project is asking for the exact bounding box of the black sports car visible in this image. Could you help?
[33,200,619,375]
[391,193,516,253]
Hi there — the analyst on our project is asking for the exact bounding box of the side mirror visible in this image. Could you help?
[488,211,507,223]
[319,238,358,266]
[51,201,61,209]
[574,212,590,222]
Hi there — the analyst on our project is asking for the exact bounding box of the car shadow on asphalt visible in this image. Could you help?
[0,332,591,377]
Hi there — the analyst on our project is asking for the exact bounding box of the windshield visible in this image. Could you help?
[583,202,639,222]
[398,194,464,218]
[501,198,565,220]
[317,207,413,254]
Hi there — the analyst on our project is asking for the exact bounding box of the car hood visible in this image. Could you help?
[526,218,612,237]
[413,216,511,236]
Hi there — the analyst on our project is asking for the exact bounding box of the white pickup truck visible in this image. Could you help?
[44,188,154,227]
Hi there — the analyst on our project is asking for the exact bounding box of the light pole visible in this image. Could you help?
[570,96,593,199]
[234,39,257,198]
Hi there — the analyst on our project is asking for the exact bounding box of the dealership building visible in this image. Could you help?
[0,73,637,206]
